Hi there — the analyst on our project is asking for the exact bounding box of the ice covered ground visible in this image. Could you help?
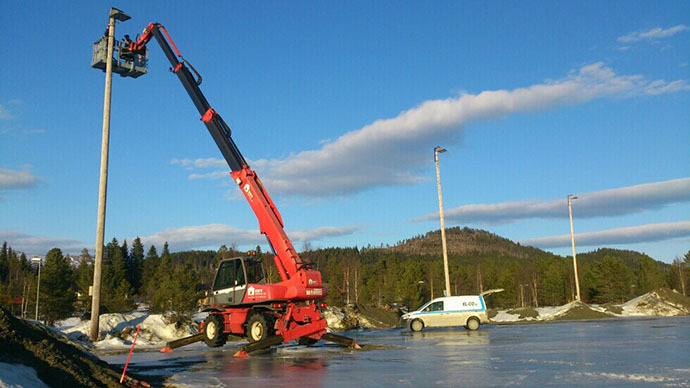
[46,288,690,351]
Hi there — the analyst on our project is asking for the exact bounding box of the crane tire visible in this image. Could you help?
[203,314,228,347]
[246,312,274,342]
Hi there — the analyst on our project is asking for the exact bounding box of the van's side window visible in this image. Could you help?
[422,301,444,312]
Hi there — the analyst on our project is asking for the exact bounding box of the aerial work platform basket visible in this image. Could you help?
[91,37,148,78]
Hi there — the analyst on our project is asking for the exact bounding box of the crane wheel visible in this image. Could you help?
[203,314,228,347]
[246,313,274,343]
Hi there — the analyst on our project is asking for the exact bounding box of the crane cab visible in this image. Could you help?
[205,257,266,307]
[91,36,148,78]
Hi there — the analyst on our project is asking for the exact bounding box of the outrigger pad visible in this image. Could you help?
[321,332,359,348]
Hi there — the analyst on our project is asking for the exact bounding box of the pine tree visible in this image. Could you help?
[41,248,76,325]
[0,241,8,283]
[142,245,160,303]
[129,237,145,294]
[102,239,134,312]
[74,257,93,312]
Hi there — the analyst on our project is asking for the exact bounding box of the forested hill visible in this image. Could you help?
[386,227,558,259]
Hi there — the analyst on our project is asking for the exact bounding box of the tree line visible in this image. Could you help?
[1,227,688,325]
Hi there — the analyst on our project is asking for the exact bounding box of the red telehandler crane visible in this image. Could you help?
[126,23,357,356]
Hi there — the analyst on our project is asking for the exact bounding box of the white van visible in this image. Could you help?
[401,295,489,331]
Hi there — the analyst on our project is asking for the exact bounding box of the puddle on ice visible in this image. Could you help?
[101,316,690,387]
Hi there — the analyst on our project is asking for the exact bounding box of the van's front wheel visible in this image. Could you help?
[465,317,480,331]
[410,319,424,332]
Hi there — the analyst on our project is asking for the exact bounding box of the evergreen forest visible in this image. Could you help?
[1,227,688,325]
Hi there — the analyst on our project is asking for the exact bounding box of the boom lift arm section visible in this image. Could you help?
[130,23,310,283]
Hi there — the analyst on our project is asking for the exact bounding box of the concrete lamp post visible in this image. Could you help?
[434,146,452,298]
[567,194,582,302]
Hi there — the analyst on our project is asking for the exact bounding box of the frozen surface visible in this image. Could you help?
[100,316,690,387]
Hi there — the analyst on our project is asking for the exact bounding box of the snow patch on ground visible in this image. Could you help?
[491,288,690,323]
[0,362,50,388]
[621,290,690,317]
[56,311,198,350]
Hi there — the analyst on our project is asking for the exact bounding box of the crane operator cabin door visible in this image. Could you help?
[212,259,247,305]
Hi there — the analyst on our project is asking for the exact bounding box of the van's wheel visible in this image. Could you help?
[203,314,227,347]
[410,319,424,332]
[296,337,318,346]
[246,313,274,342]
[465,317,480,331]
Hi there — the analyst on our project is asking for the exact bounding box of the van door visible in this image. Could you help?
[420,300,445,327]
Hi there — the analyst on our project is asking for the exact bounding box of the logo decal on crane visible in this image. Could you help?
[243,184,254,200]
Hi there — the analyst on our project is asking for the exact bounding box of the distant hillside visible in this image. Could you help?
[576,248,670,271]
[385,226,557,259]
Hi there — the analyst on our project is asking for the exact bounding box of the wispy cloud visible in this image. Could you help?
[0,230,85,256]
[0,167,40,190]
[521,221,690,248]
[139,223,359,251]
[173,63,689,198]
[0,104,16,120]
[618,25,689,43]
[414,178,690,225]
[171,158,227,170]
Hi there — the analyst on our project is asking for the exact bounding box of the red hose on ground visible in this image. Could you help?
[120,325,141,383]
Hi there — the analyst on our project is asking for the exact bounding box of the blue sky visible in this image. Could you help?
[1,1,688,263]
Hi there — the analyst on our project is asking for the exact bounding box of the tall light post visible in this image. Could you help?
[567,194,581,302]
[90,7,131,342]
[31,257,42,321]
[434,146,452,298]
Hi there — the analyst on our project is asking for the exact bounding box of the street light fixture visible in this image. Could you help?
[434,146,452,298]
[31,257,42,321]
[567,194,581,302]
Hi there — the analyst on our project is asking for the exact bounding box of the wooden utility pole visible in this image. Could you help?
[90,8,130,342]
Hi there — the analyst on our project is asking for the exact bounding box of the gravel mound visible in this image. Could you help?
[0,307,149,387]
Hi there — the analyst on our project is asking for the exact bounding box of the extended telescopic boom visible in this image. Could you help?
[129,23,311,283]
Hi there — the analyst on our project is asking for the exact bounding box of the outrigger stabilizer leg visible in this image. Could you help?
[232,333,361,358]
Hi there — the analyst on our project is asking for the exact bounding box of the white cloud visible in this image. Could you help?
[0,167,39,189]
[521,221,690,248]
[0,230,85,256]
[138,223,359,251]
[414,177,690,225]
[289,225,360,242]
[618,25,689,43]
[173,63,689,197]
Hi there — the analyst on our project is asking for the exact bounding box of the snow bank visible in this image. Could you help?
[0,362,50,388]
[58,311,198,350]
[490,288,690,323]
[621,288,690,316]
